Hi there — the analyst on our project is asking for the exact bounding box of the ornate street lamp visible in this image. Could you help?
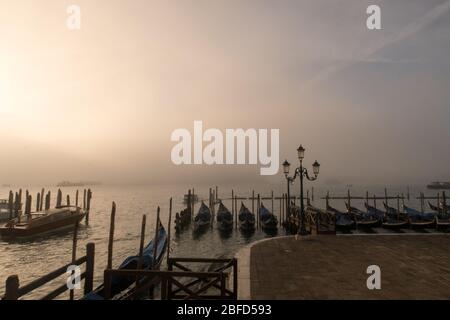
[283,145,320,236]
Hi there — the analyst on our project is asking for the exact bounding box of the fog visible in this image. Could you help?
[1,0,450,186]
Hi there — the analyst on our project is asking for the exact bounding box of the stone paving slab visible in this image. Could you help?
[247,234,450,299]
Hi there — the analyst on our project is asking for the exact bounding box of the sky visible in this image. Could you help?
[0,0,450,186]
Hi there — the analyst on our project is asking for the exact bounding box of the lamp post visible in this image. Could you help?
[283,145,320,236]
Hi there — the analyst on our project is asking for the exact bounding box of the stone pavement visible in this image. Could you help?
[237,234,450,299]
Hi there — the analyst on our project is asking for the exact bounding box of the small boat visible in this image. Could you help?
[403,205,435,229]
[238,203,255,232]
[183,193,199,204]
[0,199,11,222]
[216,202,233,232]
[428,202,450,228]
[57,181,86,187]
[427,181,450,190]
[345,203,380,228]
[436,214,450,229]
[428,201,450,213]
[326,204,354,231]
[193,202,211,232]
[0,206,86,238]
[84,224,167,300]
[258,203,278,231]
[366,203,408,229]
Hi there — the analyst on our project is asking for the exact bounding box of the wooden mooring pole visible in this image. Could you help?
[40,188,45,211]
[167,198,172,266]
[135,214,147,300]
[70,221,79,300]
[36,192,41,212]
[8,191,14,220]
[107,202,116,270]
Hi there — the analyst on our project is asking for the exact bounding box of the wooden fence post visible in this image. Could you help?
[84,243,95,295]
[5,275,19,300]
[233,258,238,300]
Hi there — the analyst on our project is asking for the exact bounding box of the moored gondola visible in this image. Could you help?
[258,203,278,231]
[84,222,168,300]
[238,203,255,232]
[194,201,211,233]
[366,203,408,229]
[345,203,380,228]
[216,201,233,232]
[403,205,435,229]
[428,202,450,229]
[326,203,354,231]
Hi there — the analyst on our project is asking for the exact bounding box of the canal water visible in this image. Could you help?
[0,183,437,299]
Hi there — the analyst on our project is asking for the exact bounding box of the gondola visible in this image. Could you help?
[193,201,211,232]
[238,203,255,232]
[84,224,168,300]
[428,201,450,213]
[345,203,380,228]
[428,202,450,229]
[403,205,435,229]
[366,203,408,230]
[326,204,354,231]
[258,203,278,231]
[216,202,233,232]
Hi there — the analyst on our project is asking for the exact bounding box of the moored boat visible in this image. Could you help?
[427,181,450,190]
[345,203,380,228]
[193,201,211,232]
[403,205,435,229]
[366,203,408,229]
[258,203,278,231]
[84,223,168,300]
[326,204,354,231]
[216,202,233,232]
[238,203,255,232]
[183,193,199,204]
[0,206,86,238]
[0,199,11,222]
[428,202,450,229]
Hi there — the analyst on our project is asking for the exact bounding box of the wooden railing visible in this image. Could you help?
[168,257,237,300]
[103,257,238,300]
[2,243,95,300]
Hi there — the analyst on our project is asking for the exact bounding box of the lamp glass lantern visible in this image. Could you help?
[282,160,291,175]
[312,160,320,176]
[297,145,305,161]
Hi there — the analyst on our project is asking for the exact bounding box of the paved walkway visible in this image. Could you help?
[236,234,450,299]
